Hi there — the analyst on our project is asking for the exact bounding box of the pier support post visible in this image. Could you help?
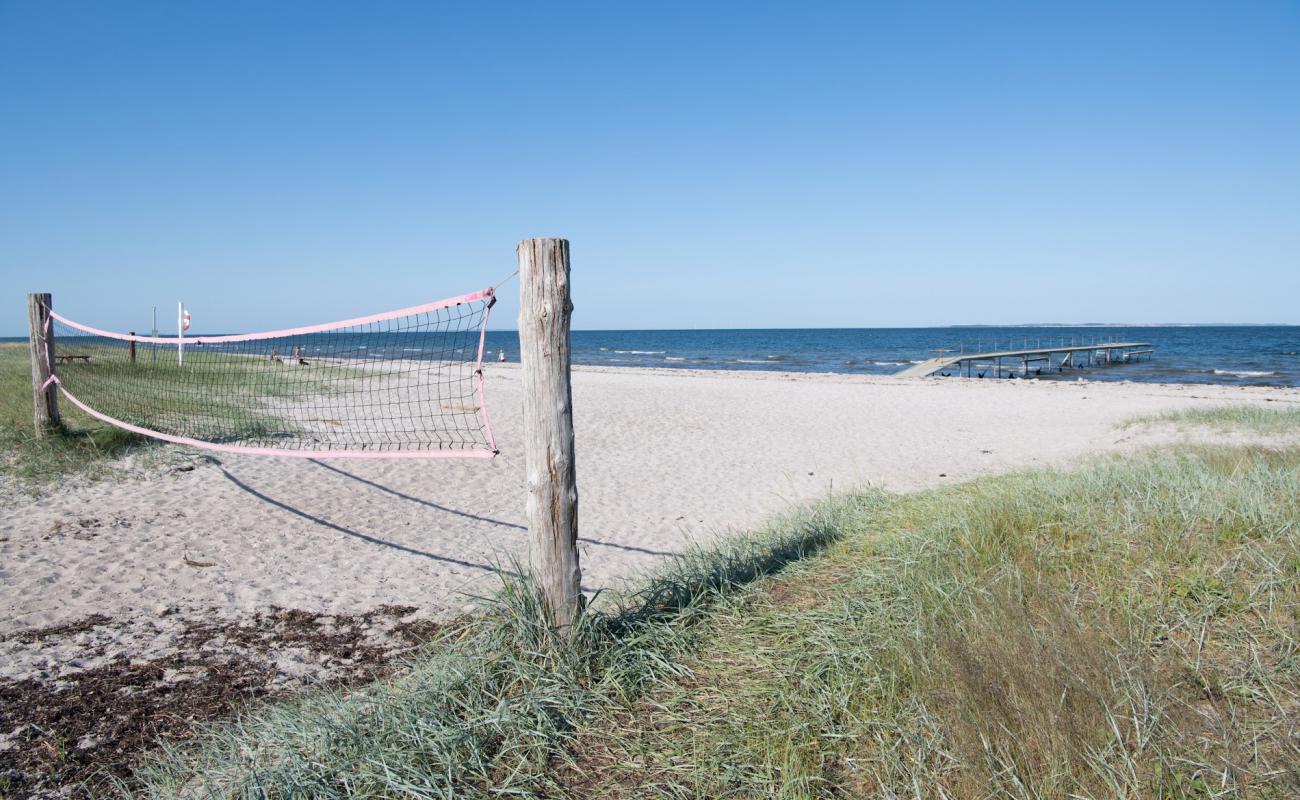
[517,237,582,636]
[27,292,60,436]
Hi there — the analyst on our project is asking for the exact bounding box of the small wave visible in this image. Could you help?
[765,355,786,360]
[402,348,422,352]
[664,356,685,362]
[909,359,926,364]
[736,359,770,364]
[613,350,665,355]
[1213,369,1277,378]
[873,360,907,366]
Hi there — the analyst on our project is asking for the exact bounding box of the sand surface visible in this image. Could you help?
[3,366,1299,685]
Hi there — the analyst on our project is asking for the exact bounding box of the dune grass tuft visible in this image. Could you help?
[129,445,1300,799]
[1124,403,1300,435]
[564,446,1300,798]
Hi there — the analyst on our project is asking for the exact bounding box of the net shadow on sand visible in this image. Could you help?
[218,467,519,578]
[308,459,677,558]
[309,459,527,530]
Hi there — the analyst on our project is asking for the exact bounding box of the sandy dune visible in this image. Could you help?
[2,366,1298,682]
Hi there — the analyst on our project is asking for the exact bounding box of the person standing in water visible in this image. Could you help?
[498,349,506,363]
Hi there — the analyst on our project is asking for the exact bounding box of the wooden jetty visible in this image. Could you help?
[896,342,1153,379]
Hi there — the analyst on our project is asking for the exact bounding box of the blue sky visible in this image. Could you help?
[2,1,1297,334]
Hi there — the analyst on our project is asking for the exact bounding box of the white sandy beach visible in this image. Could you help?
[3,366,1298,685]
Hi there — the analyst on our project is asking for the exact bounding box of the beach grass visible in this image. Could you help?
[49,344,317,440]
[0,344,143,487]
[563,445,1300,798]
[126,507,848,799]
[0,343,353,490]
[130,444,1300,799]
[1124,403,1300,435]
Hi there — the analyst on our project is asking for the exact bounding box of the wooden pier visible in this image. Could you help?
[895,342,1153,379]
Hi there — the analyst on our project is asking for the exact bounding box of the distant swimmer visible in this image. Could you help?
[498,349,506,363]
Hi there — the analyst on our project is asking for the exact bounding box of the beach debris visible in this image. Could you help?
[11,615,113,644]
[439,404,480,413]
[182,554,216,568]
[161,666,207,684]
[0,604,442,796]
[45,517,103,540]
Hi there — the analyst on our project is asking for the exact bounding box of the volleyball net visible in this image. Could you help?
[39,289,499,459]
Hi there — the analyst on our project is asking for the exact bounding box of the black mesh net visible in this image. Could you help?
[43,291,497,457]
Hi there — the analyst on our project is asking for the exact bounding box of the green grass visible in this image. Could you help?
[566,446,1300,798]
[130,445,1300,799]
[1125,403,1300,435]
[51,344,319,439]
[0,344,145,487]
[1,343,359,490]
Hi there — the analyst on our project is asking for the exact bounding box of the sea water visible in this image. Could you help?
[7,325,1297,387]
[485,325,1300,387]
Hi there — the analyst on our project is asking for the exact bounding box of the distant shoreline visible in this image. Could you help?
[5,323,1298,387]
[3,322,1299,340]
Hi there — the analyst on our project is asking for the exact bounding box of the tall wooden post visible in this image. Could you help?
[27,292,60,435]
[517,237,582,632]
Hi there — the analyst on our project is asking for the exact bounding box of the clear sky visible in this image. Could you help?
[2,1,1297,335]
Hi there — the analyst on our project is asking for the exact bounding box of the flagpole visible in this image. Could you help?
[177,301,184,366]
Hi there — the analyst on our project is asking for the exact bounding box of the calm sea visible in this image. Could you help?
[7,326,1298,387]
[488,326,1300,387]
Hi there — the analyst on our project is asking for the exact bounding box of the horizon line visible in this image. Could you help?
[4,321,1298,338]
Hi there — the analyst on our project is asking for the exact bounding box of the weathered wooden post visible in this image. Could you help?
[129,332,137,364]
[517,237,582,633]
[27,292,60,435]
